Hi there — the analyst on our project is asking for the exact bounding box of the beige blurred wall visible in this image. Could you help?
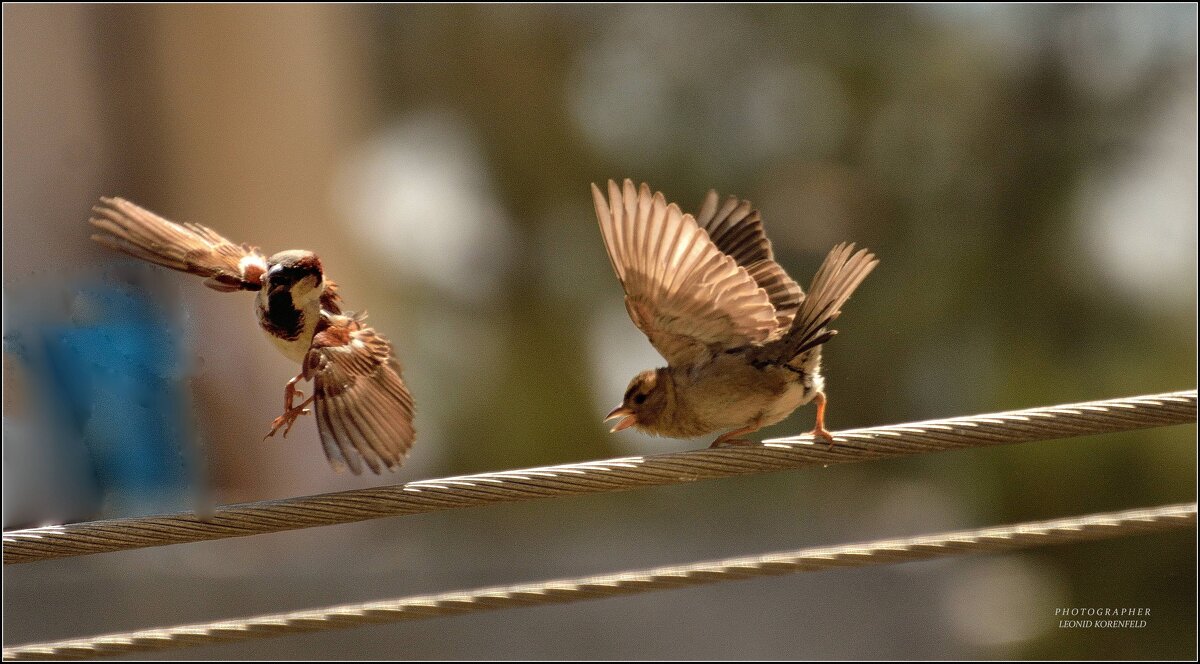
[3,4,106,274]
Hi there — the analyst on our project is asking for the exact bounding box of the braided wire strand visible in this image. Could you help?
[4,390,1195,565]
[5,502,1194,661]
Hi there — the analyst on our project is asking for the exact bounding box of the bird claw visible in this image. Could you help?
[808,426,836,449]
[264,406,311,440]
[709,438,755,449]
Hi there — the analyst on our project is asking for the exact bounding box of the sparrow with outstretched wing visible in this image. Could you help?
[90,197,415,474]
[593,179,878,447]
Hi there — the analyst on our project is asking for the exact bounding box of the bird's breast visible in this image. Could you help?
[681,356,818,432]
[256,290,320,364]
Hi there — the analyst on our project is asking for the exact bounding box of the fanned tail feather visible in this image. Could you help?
[778,242,878,364]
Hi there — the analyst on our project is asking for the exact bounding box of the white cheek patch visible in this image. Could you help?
[289,276,325,305]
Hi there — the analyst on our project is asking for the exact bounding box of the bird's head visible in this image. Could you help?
[605,368,670,433]
[265,250,325,304]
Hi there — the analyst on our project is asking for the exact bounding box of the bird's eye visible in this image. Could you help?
[633,393,647,405]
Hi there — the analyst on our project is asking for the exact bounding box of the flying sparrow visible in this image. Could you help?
[89,198,415,474]
[592,179,878,447]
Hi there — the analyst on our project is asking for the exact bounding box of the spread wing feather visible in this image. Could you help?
[696,189,804,331]
[89,197,267,292]
[593,179,780,366]
[305,319,415,475]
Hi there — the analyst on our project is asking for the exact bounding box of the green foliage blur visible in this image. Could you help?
[367,6,1195,657]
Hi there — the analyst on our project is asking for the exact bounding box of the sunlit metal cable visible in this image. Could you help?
[4,390,1194,565]
[4,502,1194,661]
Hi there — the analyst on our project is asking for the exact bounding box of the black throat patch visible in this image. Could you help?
[262,289,305,341]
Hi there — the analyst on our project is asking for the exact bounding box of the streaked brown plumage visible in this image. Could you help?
[593,179,878,446]
[89,197,415,474]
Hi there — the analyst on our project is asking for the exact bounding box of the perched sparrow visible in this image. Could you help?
[592,179,878,447]
[89,198,415,474]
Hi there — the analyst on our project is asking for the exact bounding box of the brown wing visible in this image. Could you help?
[90,197,267,292]
[695,189,804,332]
[592,179,781,367]
[752,242,879,367]
[304,317,415,475]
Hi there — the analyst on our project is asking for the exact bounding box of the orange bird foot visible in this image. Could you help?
[264,398,314,440]
[807,425,835,449]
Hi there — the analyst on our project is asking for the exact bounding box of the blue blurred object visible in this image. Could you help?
[5,275,198,522]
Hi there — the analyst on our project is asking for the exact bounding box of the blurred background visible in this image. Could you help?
[3,3,1195,659]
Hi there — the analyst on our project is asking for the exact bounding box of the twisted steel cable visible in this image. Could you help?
[4,390,1195,565]
[5,502,1194,660]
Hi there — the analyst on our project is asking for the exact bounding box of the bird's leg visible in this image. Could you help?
[264,373,316,440]
[807,391,836,448]
[710,419,764,448]
[282,372,304,411]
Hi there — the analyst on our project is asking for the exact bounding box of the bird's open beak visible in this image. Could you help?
[604,405,637,433]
